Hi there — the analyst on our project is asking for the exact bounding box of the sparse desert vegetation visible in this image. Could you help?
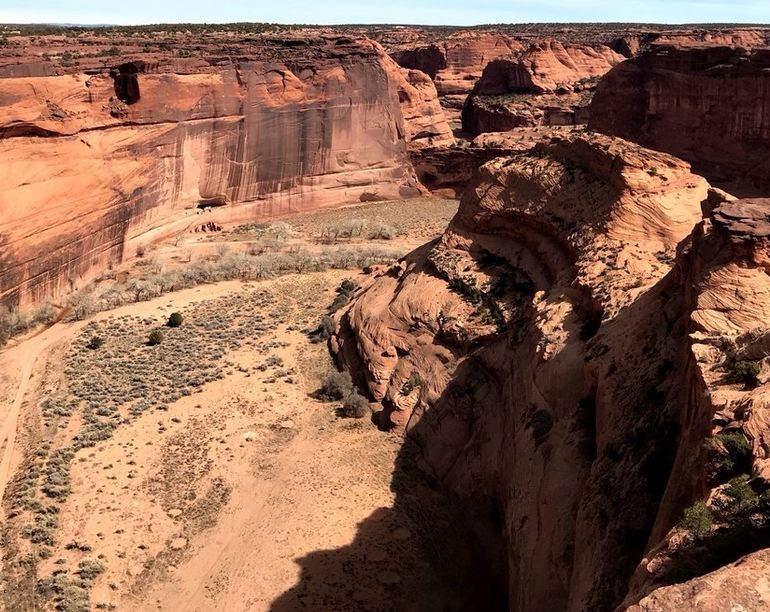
[0,196,463,612]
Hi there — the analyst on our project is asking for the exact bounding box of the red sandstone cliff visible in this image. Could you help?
[392,32,524,97]
[332,134,770,610]
[590,45,770,196]
[0,35,452,307]
[461,42,623,135]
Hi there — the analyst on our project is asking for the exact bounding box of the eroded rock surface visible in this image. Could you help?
[333,133,770,610]
[461,42,624,135]
[590,45,770,195]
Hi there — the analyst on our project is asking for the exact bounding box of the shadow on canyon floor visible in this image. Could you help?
[269,437,508,612]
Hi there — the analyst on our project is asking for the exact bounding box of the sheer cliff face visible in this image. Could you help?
[392,32,524,97]
[0,36,451,307]
[590,46,770,196]
[333,134,770,610]
[460,42,623,135]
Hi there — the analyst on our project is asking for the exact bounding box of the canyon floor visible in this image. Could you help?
[0,198,489,612]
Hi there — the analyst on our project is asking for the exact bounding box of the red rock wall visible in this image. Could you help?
[590,46,770,195]
[0,36,450,307]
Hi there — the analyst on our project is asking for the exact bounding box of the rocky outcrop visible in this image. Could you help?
[461,91,593,134]
[590,46,770,196]
[333,133,770,610]
[397,67,455,149]
[0,35,452,307]
[471,42,624,95]
[461,42,623,135]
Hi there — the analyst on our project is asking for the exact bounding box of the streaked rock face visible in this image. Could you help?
[590,45,770,195]
[0,36,452,307]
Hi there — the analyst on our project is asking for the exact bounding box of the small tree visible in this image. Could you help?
[680,501,713,539]
[167,312,183,328]
[148,329,164,346]
[86,336,104,350]
[725,360,761,388]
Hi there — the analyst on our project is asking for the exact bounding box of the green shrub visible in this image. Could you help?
[400,373,423,396]
[147,330,164,346]
[362,266,373,274]
[338,279,358,295]
[679,501,713,539]
[340,392,369,418]
[724,475,758,510]
[86,336,104,350]
[724,359,761,388]
[167,312,183,328]
[714,431,751,474]
[317,371,354,401]
[309,315,335,344]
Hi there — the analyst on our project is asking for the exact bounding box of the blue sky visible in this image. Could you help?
[0,0,768,25]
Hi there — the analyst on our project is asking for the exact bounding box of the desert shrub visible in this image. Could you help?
[714,431,751,474]
[679,501,713,539]
[77,558,105,583]
[147,329,164,346]
[367,223,398,240]
[724,475,758,511]
[320,219,367,243]
[724,359,761,388]
[309,315,335,343]
[448,276,483,304]
[337,278,355,293]
[340,392,369,418]
[328,279,359,313]
[86,336,104,350]
[362,266,373,274]
[167,312,183,328]
[317,371,354,401]
[66,292,95,321]
[400,373,423,396]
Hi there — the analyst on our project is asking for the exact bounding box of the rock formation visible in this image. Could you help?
[0,35,452,307]
[333,133,770,610]
[392,32,523,98]
[590,45,770,195]
[461,42,624,135]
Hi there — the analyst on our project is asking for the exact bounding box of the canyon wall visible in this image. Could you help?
[0,36,451,307]
[392,32,523,97]
[333,134,770,610]
[461,42,624,135]
[590,45,770,196]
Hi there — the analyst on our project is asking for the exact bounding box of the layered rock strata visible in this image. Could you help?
[461,42,623,135]
[333,133,770,610]
[590,45,770,195]
[0,36,451,307]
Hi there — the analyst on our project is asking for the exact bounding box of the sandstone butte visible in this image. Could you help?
[333,133,770,610]
[590,45,770,196]
[0,34,453,307]
[461,41,625,135]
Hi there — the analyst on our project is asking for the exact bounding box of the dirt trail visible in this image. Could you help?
[0,323,78,502]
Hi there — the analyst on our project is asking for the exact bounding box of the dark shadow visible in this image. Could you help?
[269,436,508,612]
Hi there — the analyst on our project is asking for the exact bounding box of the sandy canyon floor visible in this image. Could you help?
[0,198,487,612]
